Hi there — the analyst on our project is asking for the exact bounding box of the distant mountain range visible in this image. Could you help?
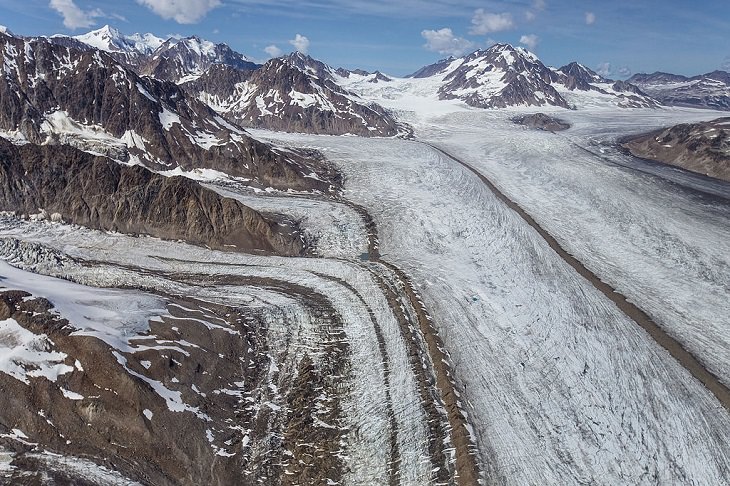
[628,71,730,111]
[41,25,730,122]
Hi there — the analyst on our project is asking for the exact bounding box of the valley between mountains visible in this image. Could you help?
[0,24,729,486]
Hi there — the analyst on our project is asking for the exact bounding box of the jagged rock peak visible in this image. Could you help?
[141,35,259,82]
[281,51,335,80]
[435,43,569,109]
[558,62,606,81]
[557,62,607,90]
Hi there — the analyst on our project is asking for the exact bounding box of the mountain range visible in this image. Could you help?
[628,71,730,111]
[39,25,729,123]
[405,45,658,109]
[0,24,728,248]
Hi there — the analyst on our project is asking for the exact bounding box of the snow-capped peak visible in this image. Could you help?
[126,32,165,54]
[74,25,126,52]
[0,25,14,36]
[73,25,163,55]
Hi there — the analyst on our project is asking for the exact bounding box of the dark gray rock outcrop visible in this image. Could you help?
[0,139,304,254]
[513,113,570,132]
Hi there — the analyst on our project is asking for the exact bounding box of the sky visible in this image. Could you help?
[1,0,729,77]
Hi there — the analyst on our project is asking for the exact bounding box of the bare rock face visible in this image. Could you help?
[0,32,333,192]
[628,70,730,111]
[621,117,730,182]
[0,289,324,485]
[184,53,405,137]
[0,139,305,255]
[513,113,571,132]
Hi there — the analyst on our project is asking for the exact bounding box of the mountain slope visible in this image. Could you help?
[0,31,332,191]
[621,117,730,181]
[0,139,304,254]
[628,71,730,110]
[183,53,406,137]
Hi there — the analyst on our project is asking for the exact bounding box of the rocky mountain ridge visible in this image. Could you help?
[53,25,259,84]
[0,139,304,254]
[183,52,407,137]
[137,36,259,84]
[0,31,332,192]
[57,27,403,136]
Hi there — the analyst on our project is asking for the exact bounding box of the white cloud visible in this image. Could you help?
[289,34,310,54]
[470,9,514,35]
[421,28,475,57]
[596,62,611,77]
[525,0,546,21]
[618,66,632,77]
[585,12,596,25]
[49,0,103,30]
[264,44,283,57]
[519,34,539,51]
[136,0,221,24]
